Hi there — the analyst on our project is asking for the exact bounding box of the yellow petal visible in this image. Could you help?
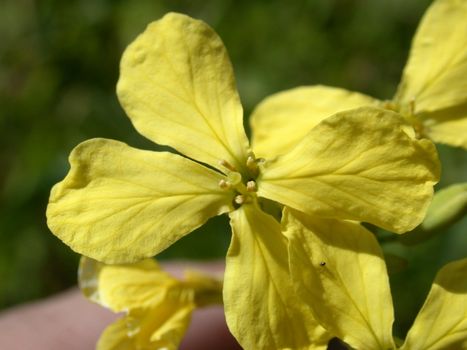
[117,12,250,173]
[394,0,467,113]
[82,257,184,312]
[250,85,377,158]
[97,318,138,350]
[47,138,233,263]
[97,306,194,350]
[401,258,467,350]
[134,304,194,350]
[224,204,330,350]
[422,102,467,149]
[258,107,440,233]
[79,256,223,311]
[283,209,396,350]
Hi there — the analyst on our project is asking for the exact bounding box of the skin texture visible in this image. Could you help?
[0,261,241,350]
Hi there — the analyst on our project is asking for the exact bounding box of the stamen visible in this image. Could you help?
[246,180,257,192]
[246,155,257,171]
[218,179,231,190]
[219,159,237,172]
[234,195,245,205]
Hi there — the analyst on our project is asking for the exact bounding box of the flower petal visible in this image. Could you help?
[421,102,467,149]
[394,0,467,113]
[283,209,396,350]
[117,12,250,173]
[258,107,440,233]
[80,257,183,312]
[47,138,233,263]
[250,85,377,158]
[97,318,137,350]
[401,258,467,350]
[137,304,194,350]
[224,204,330,350]
[97,305,194,350]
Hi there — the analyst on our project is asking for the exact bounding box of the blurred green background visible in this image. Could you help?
[0,0,465,341]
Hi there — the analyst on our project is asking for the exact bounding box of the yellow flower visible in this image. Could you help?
[47,12,439,349]
[78,257,222,350]
[251,0,467,158]
[284,209,467,350]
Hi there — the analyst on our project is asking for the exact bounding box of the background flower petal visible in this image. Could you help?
[250,85,377,158]
[80,257,195,350]
[97,318,137,350]
[283,209,396,350]
[258,107,440,233]
[78,257,179,311]
[224,204,330,350]
[401,258,467,350]
[421,102,467,149]
[117,12,250,174]
[394,0,467,113]
[97,303,194,350]
[47,138,233,263]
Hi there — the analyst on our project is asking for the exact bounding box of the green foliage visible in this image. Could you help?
[0,0,465,338]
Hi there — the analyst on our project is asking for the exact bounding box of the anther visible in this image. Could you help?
[234,195,245,205]
[246,180,257,192]
[219,159,237,172]
[246,156,257,170]
[218,179,231,190]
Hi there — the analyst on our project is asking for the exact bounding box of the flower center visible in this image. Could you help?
[218,153,262,207]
